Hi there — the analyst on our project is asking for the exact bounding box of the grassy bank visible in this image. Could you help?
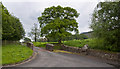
[63,39,100,49]
[2,44,33,65]
[63,39,91,48]
[63,39,119,52]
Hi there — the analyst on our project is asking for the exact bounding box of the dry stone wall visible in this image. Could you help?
[46,44,54,51]
[26,42,34,50]
[46,44,120,62]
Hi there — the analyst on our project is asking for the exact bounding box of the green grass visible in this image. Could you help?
[63,39,91,48]
[63,39,119,52]
[2,44,33,65]
[33,42,63,50]
[33,42,58,48]
[63,39,105,49]
[33,39,119,52]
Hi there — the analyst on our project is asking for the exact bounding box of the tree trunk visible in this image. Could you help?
[35,33,36,42]
[58,39,62,44]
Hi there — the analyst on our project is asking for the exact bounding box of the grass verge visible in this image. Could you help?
[2,44,33,65]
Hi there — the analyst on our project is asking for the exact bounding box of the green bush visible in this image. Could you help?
[88,38,105,49]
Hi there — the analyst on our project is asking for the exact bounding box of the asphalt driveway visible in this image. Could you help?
[14,47,114,67]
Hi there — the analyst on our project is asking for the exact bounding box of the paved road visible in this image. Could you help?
[16,47,113,67]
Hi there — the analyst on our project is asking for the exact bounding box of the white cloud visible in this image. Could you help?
[1,0,100,37]
[1,0,99,2]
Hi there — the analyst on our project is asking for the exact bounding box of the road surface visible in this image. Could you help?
[16,47,113,67]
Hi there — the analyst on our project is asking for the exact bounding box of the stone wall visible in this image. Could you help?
[26,42,34,50]
[46,44,120,62]
[87,49,120,61]
[61,45,82,53]
[61,45,120,62]
[46,44,54,51]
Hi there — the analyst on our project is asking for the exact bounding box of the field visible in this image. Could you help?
[63,39,90,48]
[33,38,119,52]
[33,42,58,48]
[33,39,93,48]
[2,44,33,65]
[63,39,99,49]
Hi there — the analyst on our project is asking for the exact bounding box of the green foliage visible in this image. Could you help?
[33,42,47,48]
[63,34,88,41]
[63,39,90,48]
[33,41,62,50]
[38,5,79,43]
[63,39,119,52]
[1,3,25,41]
[47,36,58,42]
[33,42,58,48]
[2,44,33,65]
[90,2,120,52]
[24,37,31,43]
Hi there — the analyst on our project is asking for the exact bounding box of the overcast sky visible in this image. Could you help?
[1,0,104,37]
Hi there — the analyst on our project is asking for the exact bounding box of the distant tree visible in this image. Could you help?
[63,34,88,41]
[39,38,47,42]
[24,37,31,43]
[90,2,120,51]
[1,2,25,41]
[38,5,79,43]
[28,23,40,42]
[72,34,88,40]
[79,34,88,39]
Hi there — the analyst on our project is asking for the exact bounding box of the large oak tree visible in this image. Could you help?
[38,5,79,43]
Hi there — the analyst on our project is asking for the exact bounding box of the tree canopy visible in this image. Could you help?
[24,37,31,43]
[38,5,79,43]
[1,2,25,41]
[90,2,120,51]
